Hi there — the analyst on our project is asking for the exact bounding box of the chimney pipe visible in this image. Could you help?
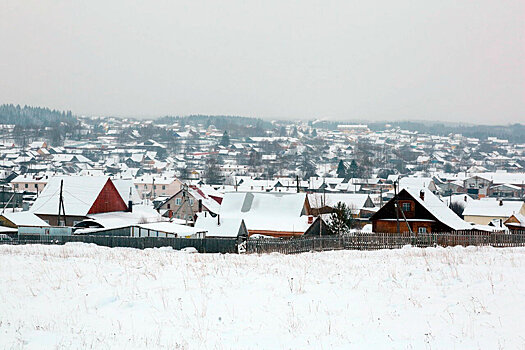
[198,199,202,212]
[499,200,503,206]
[217,214,220,225]
[126,186,133,212]
[420,190,425,201]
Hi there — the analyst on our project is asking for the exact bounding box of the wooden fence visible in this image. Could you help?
[246,231,525,254]
[5,235,239,254]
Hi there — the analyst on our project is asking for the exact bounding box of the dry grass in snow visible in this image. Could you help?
[1,243,525,349]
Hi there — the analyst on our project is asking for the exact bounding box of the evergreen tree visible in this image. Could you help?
[336,160,347,178]
[347,160,361,179]
[311,129,317,137]
[220,130,230,147]
[328,202,354,235]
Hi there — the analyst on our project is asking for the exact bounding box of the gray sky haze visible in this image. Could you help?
[1,0,524,124]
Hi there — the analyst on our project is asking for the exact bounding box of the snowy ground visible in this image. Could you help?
[1,244,525,349]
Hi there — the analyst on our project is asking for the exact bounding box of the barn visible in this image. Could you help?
[30,176,129,226]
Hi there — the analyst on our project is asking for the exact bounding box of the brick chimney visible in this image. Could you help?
[420,190,425,201]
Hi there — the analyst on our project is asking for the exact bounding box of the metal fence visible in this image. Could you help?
[7,235,238,253]
[246,231,525,254]
[3,231,525,255]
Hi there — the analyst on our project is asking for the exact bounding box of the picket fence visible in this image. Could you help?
[246,231,525,254]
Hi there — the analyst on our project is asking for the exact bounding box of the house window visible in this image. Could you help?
[175,198,182,205]
[162,185,166,190]
[190,199,194,206]
[469,184,474,188]
[402,202,411,212]
[25,184,28,188]
[167,204,171,209]
[418,227,427,234]
[478,184,483,188]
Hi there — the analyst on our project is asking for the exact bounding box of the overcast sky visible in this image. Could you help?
[1,0,524,124]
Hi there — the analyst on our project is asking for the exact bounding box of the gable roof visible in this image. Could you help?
[194,213,247,238]
[29,176,117,216]
[0,211,49,227]
[463,199,524,218]
[112,178,141,204]
[219,192,311,234]
[372,187,472,231]
[403,187,472,231]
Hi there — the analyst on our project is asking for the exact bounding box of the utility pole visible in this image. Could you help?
[58,179,65,226]
[394,181,400,234]
[151,177,155,203]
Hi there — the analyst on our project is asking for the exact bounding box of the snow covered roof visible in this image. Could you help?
[219,192,311,234]
[81,205,162,229]
[194,213,246,238]
[472,172,525,185]
[308,193,374,213]
[30,176,114,216]
[188,187,220,214]
[505,213,525,228]
[112,178,141,204]
[0,211,49,227]
[403,187,472,231]
[137,222,205,237]
[399,177,435,190]
[463,199,524,218]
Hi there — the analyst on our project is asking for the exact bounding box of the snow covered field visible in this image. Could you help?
[1,244,525,349]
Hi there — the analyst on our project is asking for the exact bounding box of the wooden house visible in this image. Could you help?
[504,214,525,232]
[370,187,472,234]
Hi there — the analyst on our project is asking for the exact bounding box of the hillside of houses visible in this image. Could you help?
[0,112,523,240]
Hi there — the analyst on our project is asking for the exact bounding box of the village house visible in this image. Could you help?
[462,199,525,225]
[29,176,130,226]
[504,213,525,232]
[134,175,183,200]
[214,192,329,237]
[157,185,221,222]
[10,174,50,194]
[370,187,472,233]
[463,175,493,198]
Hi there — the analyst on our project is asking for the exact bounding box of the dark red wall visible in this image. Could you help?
[88,179,128,214]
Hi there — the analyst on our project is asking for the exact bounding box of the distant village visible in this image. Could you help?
[0,110,524,243]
